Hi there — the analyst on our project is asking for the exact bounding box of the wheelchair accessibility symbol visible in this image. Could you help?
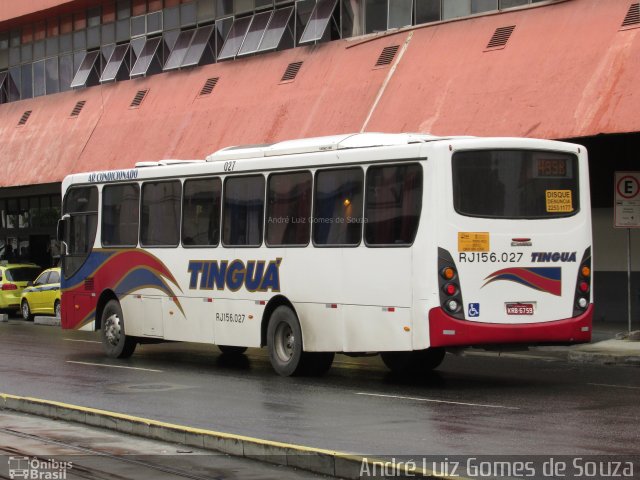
[468,303,480,317]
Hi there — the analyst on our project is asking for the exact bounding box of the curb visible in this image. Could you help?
[0,392,459,480]
[568,350,640,366]
[34,316,61,326]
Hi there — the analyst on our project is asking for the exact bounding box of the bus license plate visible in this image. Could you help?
[506,303,535,315]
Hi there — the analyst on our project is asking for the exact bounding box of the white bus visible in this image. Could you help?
[58,133,593,376]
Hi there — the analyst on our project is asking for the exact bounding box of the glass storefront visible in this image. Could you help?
[0,193,61,268]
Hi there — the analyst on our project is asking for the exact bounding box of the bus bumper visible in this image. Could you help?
[428,305,593,348]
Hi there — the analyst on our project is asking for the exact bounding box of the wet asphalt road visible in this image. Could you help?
[0,320,638,458]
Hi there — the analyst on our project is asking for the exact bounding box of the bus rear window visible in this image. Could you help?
[452,150,580,219]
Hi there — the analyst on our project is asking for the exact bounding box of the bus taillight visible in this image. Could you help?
[444,283,457,296]
[573,247,591,316]
[438,247,465,319]
[441,267,455,281]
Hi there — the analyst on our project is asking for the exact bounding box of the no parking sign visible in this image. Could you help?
[614,171,640,228]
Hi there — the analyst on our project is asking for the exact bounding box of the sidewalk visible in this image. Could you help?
[567,322,640,366]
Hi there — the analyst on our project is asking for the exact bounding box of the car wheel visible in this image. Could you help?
[54,300,61,318]
[101,299,137,359]
[218,345,248,355]
[21,300,33,321]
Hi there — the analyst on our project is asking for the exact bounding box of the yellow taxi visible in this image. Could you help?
[20,267,61,320]
[0,262,42,314]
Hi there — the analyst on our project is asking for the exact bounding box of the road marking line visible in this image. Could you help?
[66,361,162,372]
[355,392,520,410]
[588,383,640,390]
[64,338,101,344]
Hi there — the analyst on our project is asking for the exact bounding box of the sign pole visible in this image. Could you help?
[614,171,640,334]
[628,228,632,335]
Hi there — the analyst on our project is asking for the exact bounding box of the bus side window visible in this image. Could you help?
[140,181,182,247]
[62,186,98,278]
[313,167,363,246]
[102,184,140,247]
[222,175,265,247]
[266,171,312,247]
[182,177,221,247]
[365,164,422,246]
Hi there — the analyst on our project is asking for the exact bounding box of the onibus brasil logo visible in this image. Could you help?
[8,457,73,480]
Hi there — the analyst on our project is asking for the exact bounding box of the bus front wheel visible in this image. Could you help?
[101,300,137,359]
[381,348,446,375]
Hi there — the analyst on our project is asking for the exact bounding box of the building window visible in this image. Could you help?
[299,0,339,44]
[20,64,33,99]
[0,0,548,104]
[415,0,441,24]
[117,0,132,20]
[472,0,498,14]
[364,0,387,33]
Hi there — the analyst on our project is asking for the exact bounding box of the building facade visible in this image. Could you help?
[1,0,639,321]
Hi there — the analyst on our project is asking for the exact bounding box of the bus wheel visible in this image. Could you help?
[21,300,33,321]
[101,300,137,359]
[381,348,446,375]
[218,345,248,355]
[267,306,305,376]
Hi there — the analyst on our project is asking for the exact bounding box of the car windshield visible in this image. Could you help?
[6,268,41,282]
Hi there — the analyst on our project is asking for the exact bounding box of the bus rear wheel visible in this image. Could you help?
[101,300,137,359]
[267,306,335,377]
[267,306,305,376]
[381,348,446,375]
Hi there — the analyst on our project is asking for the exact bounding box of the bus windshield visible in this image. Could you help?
[452,149,579,219]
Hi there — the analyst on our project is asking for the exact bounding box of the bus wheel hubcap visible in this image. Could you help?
[275,323,294,361]
[104,314,122,346]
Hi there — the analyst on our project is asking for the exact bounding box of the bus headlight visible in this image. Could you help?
[577,297,588,309]
[447,300,459,312]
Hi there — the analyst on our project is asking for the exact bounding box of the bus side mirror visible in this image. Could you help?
[57,214,70,256]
